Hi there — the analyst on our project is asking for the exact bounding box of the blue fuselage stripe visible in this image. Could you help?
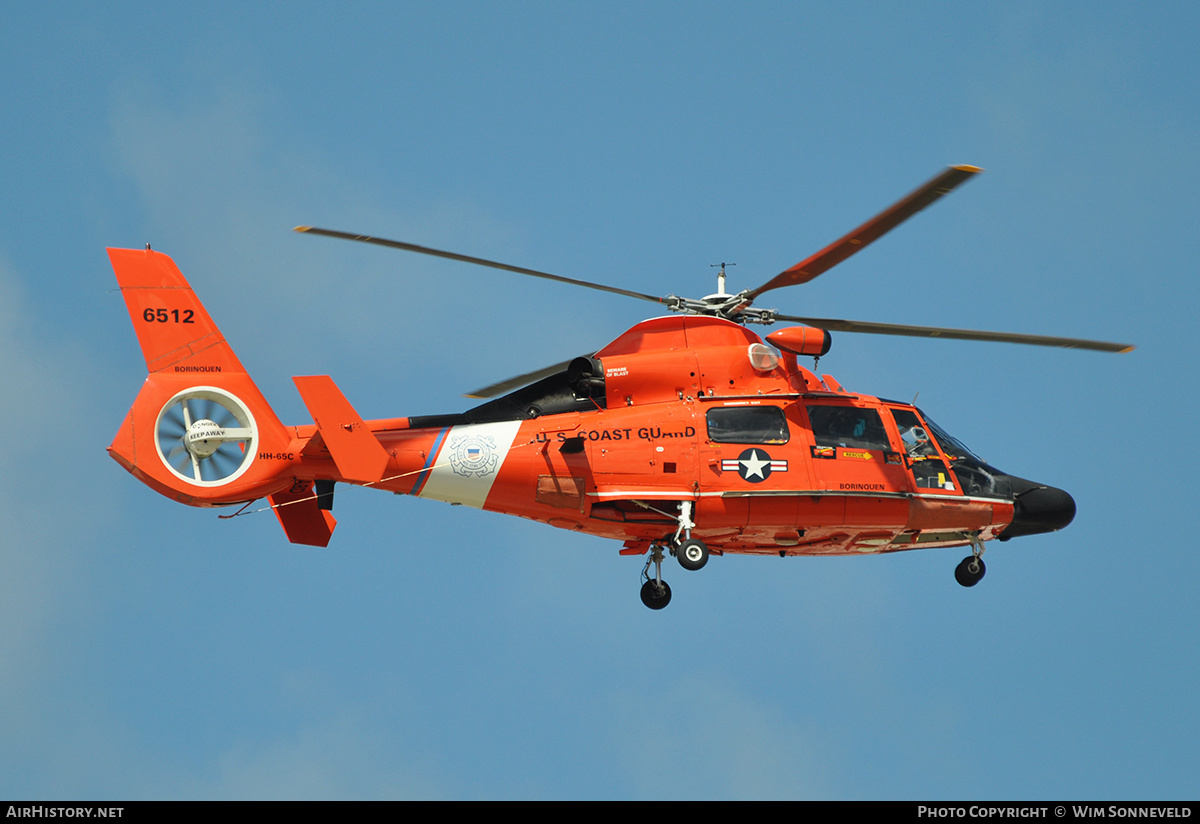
[410,426,450,496]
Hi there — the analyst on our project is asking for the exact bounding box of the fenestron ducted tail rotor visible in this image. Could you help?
[155,387,258,487]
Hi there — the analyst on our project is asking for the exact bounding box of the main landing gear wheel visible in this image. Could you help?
[640,579,672,610]
[676,537,709,571]
[955,555,986,587]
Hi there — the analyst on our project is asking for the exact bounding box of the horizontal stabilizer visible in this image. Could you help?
[271,485,337,547]
[293,375,390,483]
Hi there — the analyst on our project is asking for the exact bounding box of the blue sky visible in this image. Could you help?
[2,1,1197,799]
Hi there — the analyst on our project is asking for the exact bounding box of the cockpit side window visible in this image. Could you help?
[706,406,789,444]
[806,405,890,451]
[890,408,954,490]
[892,409,939,458]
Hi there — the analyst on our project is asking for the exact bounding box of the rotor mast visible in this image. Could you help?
[710,261,735,296]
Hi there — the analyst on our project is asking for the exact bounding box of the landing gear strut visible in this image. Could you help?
[640,543,671,610]
[955,537,987,587]
[669,500,709,571]
[635,500,708,609]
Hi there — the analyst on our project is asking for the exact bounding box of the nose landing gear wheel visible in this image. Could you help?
[955,555,986,587]
[640,579,672,610]
[676,537,709,571]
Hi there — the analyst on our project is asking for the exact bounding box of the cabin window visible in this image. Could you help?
[706,406,789,444]
[807,405,891,451]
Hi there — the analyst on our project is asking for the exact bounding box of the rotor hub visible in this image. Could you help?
[185,419,224,458]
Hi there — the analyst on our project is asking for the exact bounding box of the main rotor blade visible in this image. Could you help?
[774,314,1135,353]
[295,226,667,306]
[746,165,983,302]
[465,360,574,399]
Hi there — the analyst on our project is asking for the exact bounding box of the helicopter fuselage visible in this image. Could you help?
[251,314,1066,559]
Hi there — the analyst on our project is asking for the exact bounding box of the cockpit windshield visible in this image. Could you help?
[919,413,985,463]
[890,407,1011,499]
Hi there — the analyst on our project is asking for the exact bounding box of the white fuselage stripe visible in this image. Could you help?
[417,420,522,509]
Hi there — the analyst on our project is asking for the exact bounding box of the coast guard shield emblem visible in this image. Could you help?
[449,433,499,478]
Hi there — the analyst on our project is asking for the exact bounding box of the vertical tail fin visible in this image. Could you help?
[109,247,250,376]
[108,248,293,506]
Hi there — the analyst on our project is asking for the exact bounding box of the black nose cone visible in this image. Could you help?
[999,475,1077,540]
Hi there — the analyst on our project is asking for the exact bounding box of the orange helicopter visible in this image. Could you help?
[108,165,1132,609]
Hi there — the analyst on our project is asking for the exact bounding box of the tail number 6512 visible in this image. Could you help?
[143,308,195,323]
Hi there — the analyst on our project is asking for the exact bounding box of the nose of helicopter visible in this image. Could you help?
[998,474,1077,540]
